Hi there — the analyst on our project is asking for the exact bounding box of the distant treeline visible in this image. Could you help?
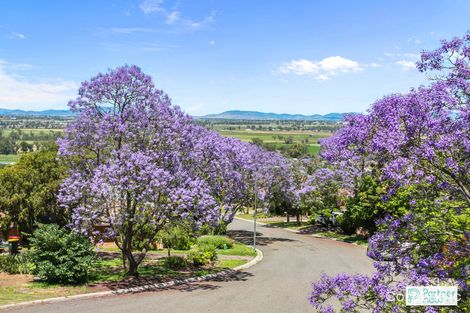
[0,115,72,130]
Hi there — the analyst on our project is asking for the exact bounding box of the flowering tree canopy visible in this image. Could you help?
[321,35,470,203]
[58,65,292,275]
[310,32,470,312]
[58,65,220,275]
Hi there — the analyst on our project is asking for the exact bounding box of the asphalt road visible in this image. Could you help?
[6,219,374,313]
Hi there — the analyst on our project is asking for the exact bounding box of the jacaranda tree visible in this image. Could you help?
[309,32,470,312]
[58,65,221,276]
[58,65,291,276]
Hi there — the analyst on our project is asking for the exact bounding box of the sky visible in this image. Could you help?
[0,0,469,115]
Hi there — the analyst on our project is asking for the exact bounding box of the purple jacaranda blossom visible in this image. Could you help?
[309,32,470,312]
[58,65,292,275]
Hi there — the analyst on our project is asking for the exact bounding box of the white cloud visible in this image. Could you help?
[139,0,164,14]
[138,1,215,28]
[383,52,419,70]
[279,56,362,80]
[368,62,383,68]
[166,11,180,24]
[0,60,77,109]
[209,40,215,45]
[396,60,416,70]
[407,37,421,44]
[183,10,217,29]
[11,32,25,39]
[384,52,419,59]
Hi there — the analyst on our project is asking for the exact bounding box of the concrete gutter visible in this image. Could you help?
[0,249,263,311]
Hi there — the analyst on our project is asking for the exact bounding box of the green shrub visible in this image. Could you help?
[187,244,218,266]
[163,256,187,270]
[196,235,233,249]
[337,214,357,235]
[29,224,97,284]
[157,224,195,255]
[0,253,34,274]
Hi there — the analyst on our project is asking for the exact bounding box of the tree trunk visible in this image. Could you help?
[286,212,290,223]
[213,221,228,235]
[296,213,300,225]
[123,249,139,277]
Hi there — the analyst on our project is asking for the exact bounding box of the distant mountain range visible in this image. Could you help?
[0,108,74,117]
[199,110,348,121]
[0,108,349,121]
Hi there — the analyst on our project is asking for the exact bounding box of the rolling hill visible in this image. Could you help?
[0,108,350,121]
[0,108,74,117]
[199,110,348,121]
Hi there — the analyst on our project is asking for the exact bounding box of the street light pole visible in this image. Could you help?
[253,179,257,251]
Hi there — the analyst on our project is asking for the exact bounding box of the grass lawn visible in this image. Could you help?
[217,243,256,256]
[217,259,247,268]
[0,240,256,306]
[0,283,89,306]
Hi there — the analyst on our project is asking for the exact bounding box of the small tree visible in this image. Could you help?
[0,147,67,241]
[158,223,193,256]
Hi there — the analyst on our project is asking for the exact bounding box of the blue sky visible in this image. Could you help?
[0,0,469,115]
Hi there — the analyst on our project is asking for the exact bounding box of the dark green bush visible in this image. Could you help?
[196,235,233,249]
[0,253,34,274]
[29,224,96,284]
[337,214,358,235]
[187,244,217,266]
[340,175,385,235]
[163,256,187,270]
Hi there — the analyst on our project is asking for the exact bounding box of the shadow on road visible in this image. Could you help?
[226,230,296,246]
[102,270,254,294]
[172,271,254,293]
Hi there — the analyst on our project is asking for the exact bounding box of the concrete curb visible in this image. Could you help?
[0,248,263,311]
[235,217,367,248]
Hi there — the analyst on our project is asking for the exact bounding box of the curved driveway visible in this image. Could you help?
[6,219,374,313]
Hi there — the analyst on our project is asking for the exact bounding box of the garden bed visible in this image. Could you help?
[0,243,256,306]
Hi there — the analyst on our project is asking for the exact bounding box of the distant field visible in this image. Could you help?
[217,129,330,155]
[218,130,329,142]
[0,128,63,135]
[0,154,20,164]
